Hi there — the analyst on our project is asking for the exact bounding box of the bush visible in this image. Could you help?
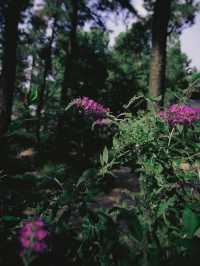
[100,106,200,264]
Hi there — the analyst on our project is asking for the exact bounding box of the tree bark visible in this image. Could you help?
[56,0,78,136]
[36,15,57,143]
[148,0,172,108]
[60,0,78,107]
[0,1,22,136]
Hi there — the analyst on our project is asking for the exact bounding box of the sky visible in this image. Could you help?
[180,12,200,70]
[34,0,200,70]
[106,0,200,70]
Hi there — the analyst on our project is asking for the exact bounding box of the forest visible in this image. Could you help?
[1,0,200,265]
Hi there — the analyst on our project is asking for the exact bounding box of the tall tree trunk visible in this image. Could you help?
[36,15,57,143]
[148,0,172,108]
[0,1,22,136]
[60,0,78,107]
[56,0,78,136]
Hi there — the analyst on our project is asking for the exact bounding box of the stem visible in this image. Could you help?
[22,256,29,266]
[167,127,175,147]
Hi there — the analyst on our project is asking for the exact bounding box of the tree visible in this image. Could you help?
[147,0,200,107]
[14,0,60,142]
[165,35,190,105]
[148,0,172,108]
[0,0,31,136]
[59,0,139,108]
[35,2,59,143]
[109,19,191,111]
[60,0,78,107]
[56,0,139,134]
[110,21,151,112]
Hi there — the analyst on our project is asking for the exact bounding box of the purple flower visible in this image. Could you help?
[32,242,47,252]
[160,104,200,125]
[20,238,31,248]
[19,219,48,256]
[73,97,110,125]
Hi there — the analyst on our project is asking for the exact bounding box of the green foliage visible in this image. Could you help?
[1,0,200,265]
[106,21,150,112]
[183,207,200,237]
[165,36,190,104]
[99,107,200,264]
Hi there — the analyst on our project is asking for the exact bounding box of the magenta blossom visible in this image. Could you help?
[73,97,110,121]
[19,219,48,256]
[160,104,200,125]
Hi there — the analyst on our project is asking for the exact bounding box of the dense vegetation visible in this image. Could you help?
[1,0,200,265]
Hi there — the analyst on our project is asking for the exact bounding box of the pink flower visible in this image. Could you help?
[160,104,200,125]
[73,96,110,125]
[32,242,47,252]
[20,238,31,248]
[35,229,48,240]
[19,219,48,256]
[34,220,44,227]
[20,226,33,238]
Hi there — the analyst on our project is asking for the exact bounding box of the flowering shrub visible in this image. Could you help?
[2,104,200,266]
[101,108,200,265]
[61,97,115,168]
[160,104,200,125]
[72,97,117,143]
[19,218,48,265]
[73,96,110,124]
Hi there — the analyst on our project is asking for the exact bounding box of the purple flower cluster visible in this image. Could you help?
[19,219,48,256]
[73,97,110,121]
[160,104,200,125]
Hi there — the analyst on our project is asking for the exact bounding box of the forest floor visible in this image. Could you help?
[90,167,139,210]
[1,139,140,225]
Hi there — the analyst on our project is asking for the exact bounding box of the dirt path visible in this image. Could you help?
[90,167,139,210]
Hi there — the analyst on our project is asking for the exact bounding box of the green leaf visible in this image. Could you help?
[102,146,109,164]
[154,95,162,102]
[183,207,200,236]
[112,137,118,148]
[100,153,104,167]
[157,196,175,218]
[30,86,38,102]
[65,101,75,111]
[176,124,184,134]
[146,95,162,103]
[76,169,97,187]
[1,216,20,222]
